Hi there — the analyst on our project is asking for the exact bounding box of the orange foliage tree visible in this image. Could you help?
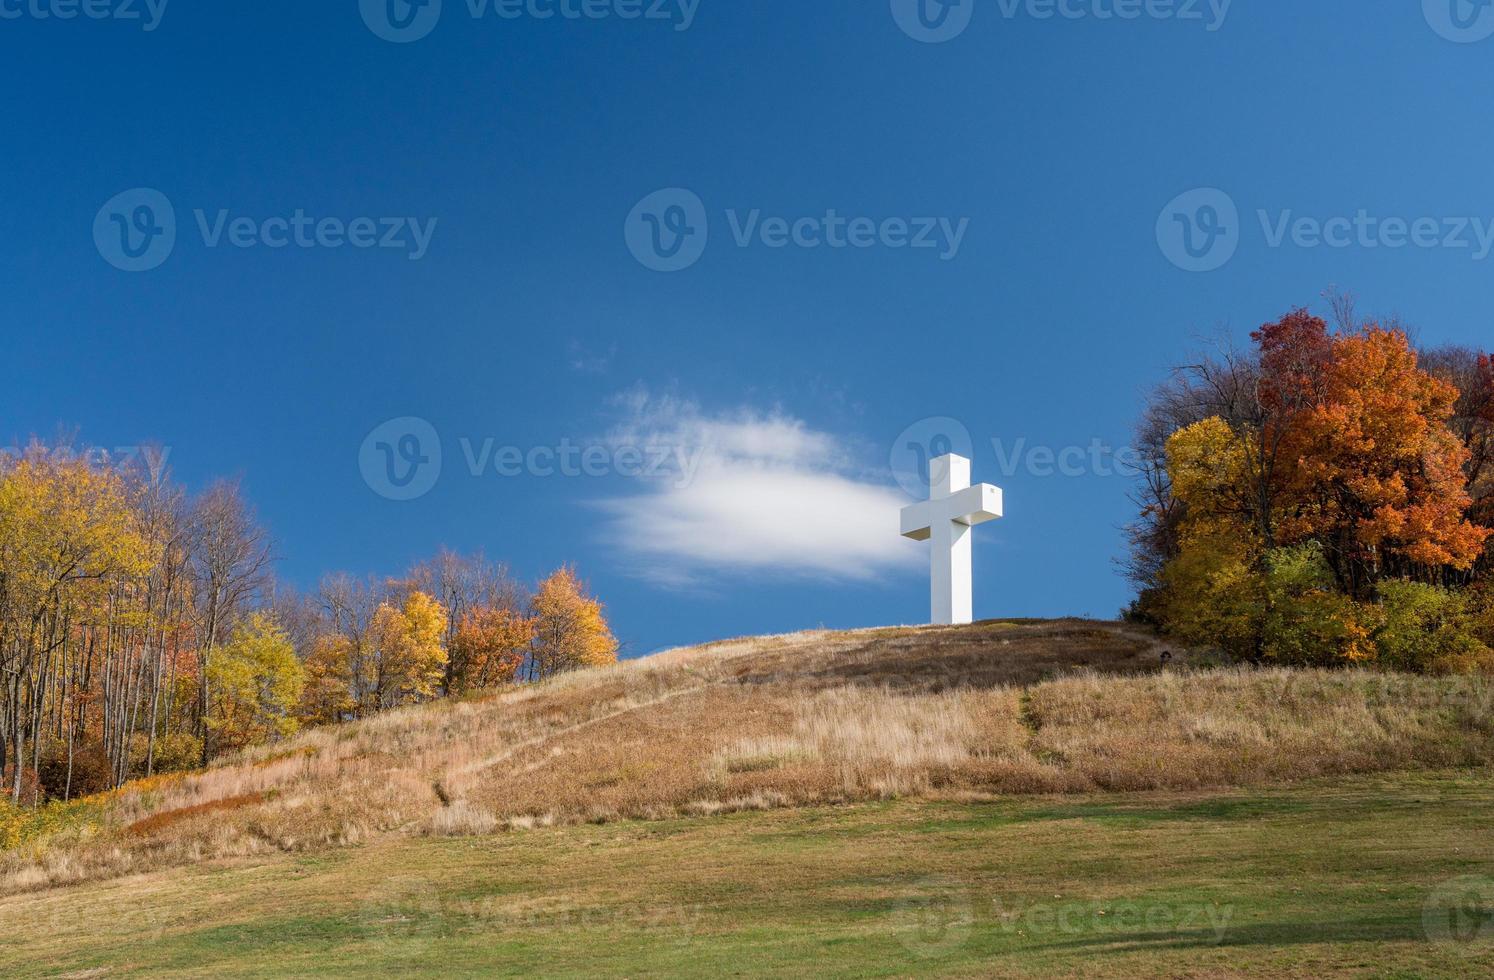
[1280,326,1489,594]
[449,606,533,694]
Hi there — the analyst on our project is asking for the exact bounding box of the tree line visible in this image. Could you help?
[0,443,617,806]
[1127,297,1494,670]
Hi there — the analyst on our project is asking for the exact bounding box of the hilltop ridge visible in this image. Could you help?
[6,619,1494,896]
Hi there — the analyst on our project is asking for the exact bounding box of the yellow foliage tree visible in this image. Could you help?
[1166,417,1257,540]
[367,590,449,710]
[1156,419,1265,657]
[0,451,152,800]
[205,613,304,754]
[1162,418,1379,664]
[529,567,619,680]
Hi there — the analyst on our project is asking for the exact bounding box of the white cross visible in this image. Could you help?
[899,453,1003,625]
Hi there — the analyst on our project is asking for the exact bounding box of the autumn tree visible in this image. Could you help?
[449,606,532,694]
[1132,304,1494,670]
[0,435,626,804]
[205,613,304,754]
[1284,326,1489,593]
[363,590,449,712]
[0,447,150,801]
[1150,418,1263,657]
[528,567,619,680]
[408,549,523,694]
[1423,346,1494,535]
[298,633,354,726]
[189,482,272,762]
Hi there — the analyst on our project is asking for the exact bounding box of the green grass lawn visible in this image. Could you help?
[3,769,1493,978]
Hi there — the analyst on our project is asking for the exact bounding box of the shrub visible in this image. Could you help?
[1156,533,1263,660]
[1375,581,1494,674]
[1260,544,1374,666]
[36,741,112,801]
[1471,584,1494,648]
[129,732,204,776]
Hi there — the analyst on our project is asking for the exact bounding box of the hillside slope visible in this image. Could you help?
[6,771,1494,978]
[6,619,1494,895]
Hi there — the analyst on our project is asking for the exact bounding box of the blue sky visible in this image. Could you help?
[6,1,1494,655]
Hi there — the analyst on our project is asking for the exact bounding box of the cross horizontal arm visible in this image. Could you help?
[900,500,935,541]
[901,484,1003,542]
[946,483,1003,526]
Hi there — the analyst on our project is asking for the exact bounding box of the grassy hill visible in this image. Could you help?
[4,619,1494,976]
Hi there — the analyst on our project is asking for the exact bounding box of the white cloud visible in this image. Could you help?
[567,339,616,375]
[597,393,918,586]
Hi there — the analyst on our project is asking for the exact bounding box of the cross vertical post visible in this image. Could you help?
[900,453,1003,626]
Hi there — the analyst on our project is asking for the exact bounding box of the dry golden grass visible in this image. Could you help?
[5,618,1492,896]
